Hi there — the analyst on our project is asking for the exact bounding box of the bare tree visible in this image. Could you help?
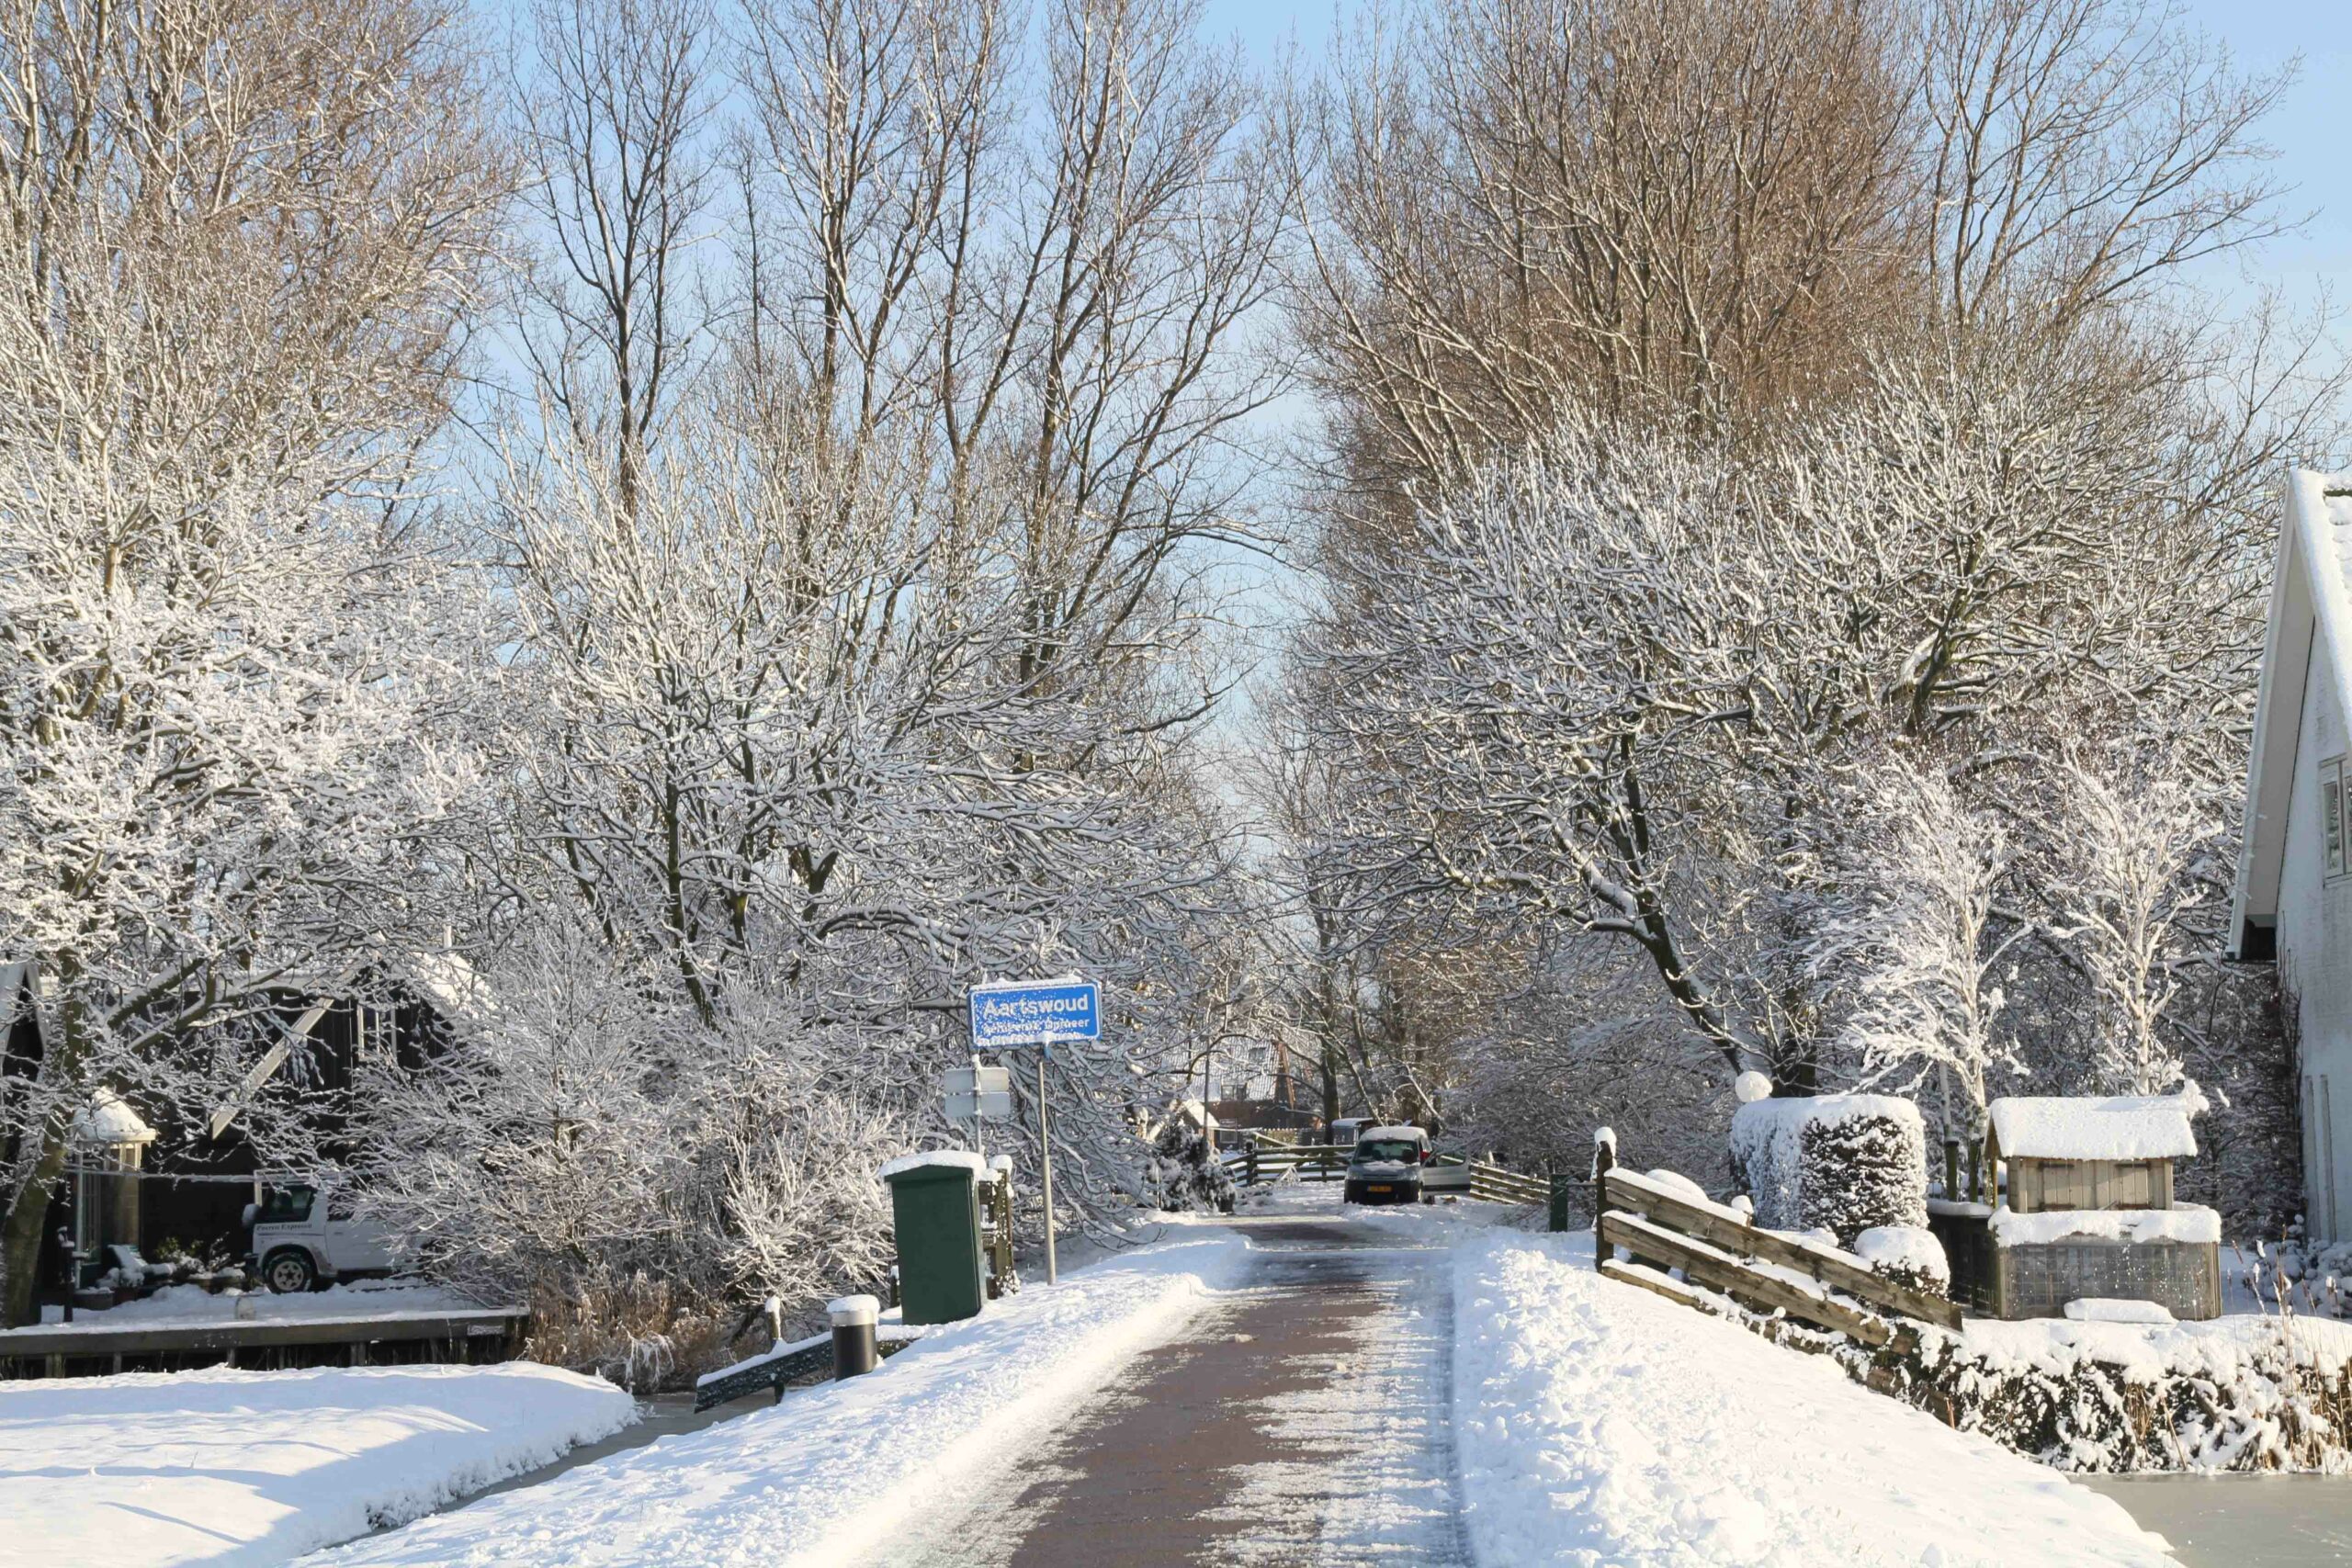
[1285,0,1920,499]
[1918,0,2294,337]
[515,0,718,509]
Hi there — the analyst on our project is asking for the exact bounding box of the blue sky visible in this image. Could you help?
[1198,0,2352,318]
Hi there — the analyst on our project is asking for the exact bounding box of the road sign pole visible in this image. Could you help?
[1036,1051,1057,1285]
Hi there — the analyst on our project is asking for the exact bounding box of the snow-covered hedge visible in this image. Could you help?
[1857,1315,2352,1472]
[1730,1093,1926,1243]
[1675,1258,2352,1472]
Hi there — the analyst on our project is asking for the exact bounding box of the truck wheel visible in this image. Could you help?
[262,1247,317,1294]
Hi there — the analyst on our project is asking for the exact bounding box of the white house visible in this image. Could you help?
[2232,468,2352,1244]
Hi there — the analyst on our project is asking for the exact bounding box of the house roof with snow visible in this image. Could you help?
[1984,1095,2199,1162]
[2232,468,2352,958]
[71,1089,157,1146]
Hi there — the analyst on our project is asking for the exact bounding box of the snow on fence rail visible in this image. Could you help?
[692,1321,931,1412]
[1596,1168,1962,1348]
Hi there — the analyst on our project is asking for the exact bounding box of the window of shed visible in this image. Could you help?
[2328,757,2347,876]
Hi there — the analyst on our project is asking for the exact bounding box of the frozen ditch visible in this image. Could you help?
[0,1361,635,1568]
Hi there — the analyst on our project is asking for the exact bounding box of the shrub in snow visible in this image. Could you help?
[1853,1321,2352,1473]
[1144,1121,1235,1214]
[1730,1093,1926,1243]
[1676,1264,2352,1473]
[1854,1224,1950,1298]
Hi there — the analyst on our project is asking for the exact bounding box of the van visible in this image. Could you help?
[244,1180,401,1293]
[1328,1117,1374,1148]
[1343,1125,1430,1205]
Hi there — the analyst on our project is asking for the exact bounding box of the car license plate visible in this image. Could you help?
[1367,1184,1392,1193]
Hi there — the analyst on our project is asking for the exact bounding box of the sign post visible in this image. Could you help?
[968,979,1100,1286]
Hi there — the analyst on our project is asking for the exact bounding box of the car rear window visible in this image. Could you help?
[1355,1139,1419,1162]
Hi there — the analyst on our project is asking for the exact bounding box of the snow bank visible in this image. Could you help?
[1453,1232,2176,1564]
[1,1362,633,1568]
[1959,1312,2352,1382]
[1986,1092,2200,1161]
[2064,1299,2176,1325]
[1989,1203,2220,1247]
[877,1148,989,1180]
[315,1229,1251,1568]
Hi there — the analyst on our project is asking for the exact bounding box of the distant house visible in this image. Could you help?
[4,954,475,1294]
[2231,468,2352,1245]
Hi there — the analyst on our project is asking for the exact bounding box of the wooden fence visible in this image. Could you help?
[1595,1168,1961,1350]
[1221,1139,1555,1207]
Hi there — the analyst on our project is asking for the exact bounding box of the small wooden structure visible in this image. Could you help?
[1976,1094,2220,1321]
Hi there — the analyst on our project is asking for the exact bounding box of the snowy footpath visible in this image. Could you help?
[303,1228,1252,1568]
[1455,1229,2180,1567]
[0,1361,634,1568]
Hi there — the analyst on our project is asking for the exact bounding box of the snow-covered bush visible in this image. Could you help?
[1144,1120,1236,1214]
[1855,1225,1950,1298]
[1731,1094,1927,1242]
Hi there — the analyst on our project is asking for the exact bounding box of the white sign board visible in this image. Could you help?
[944,1065,1014,1121]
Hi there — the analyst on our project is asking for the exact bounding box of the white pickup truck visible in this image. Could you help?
[244,1181,402,1293]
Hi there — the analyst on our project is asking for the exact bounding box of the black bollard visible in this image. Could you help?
[829,1294,879,1380]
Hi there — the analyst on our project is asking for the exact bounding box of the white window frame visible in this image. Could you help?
[2326,757,2347,877]
[2326,1075,2341,1242]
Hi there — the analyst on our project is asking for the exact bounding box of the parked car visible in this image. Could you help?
[1342,1126,1431,1206]
[243,1181,401,1293]
[1328,1117,1374,1148]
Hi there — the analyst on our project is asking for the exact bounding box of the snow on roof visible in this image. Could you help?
[405,947,490,1020]
[71,1089,156,1145]
[1985,1092,2199,1161]
[877,1150,989,1181]
[1358,1124,1425,1142]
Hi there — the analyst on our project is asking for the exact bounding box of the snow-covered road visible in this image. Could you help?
[867,1203,1474,1567]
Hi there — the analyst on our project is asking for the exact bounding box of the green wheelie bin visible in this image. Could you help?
[881,1153,988,1325]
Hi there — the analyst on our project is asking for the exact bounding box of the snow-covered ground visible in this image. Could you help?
[0,1361,635,1568]
[1962,1309,2352,1381]
[305,1227,1251,1568]
[1453,1229,2182,1566]
[3,1278,493,1335]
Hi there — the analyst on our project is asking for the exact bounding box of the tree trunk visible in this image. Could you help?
[2,1115,71,1325]
[4,985,85,1326]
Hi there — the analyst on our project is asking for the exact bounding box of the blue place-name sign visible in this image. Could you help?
[969,980,1100,1050]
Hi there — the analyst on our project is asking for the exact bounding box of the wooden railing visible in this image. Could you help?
[1225,1142,1351,1184]
[1595,1168,1961,1348]
[1222,1138,1555,1207]
[1466,1161,1550,1205]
